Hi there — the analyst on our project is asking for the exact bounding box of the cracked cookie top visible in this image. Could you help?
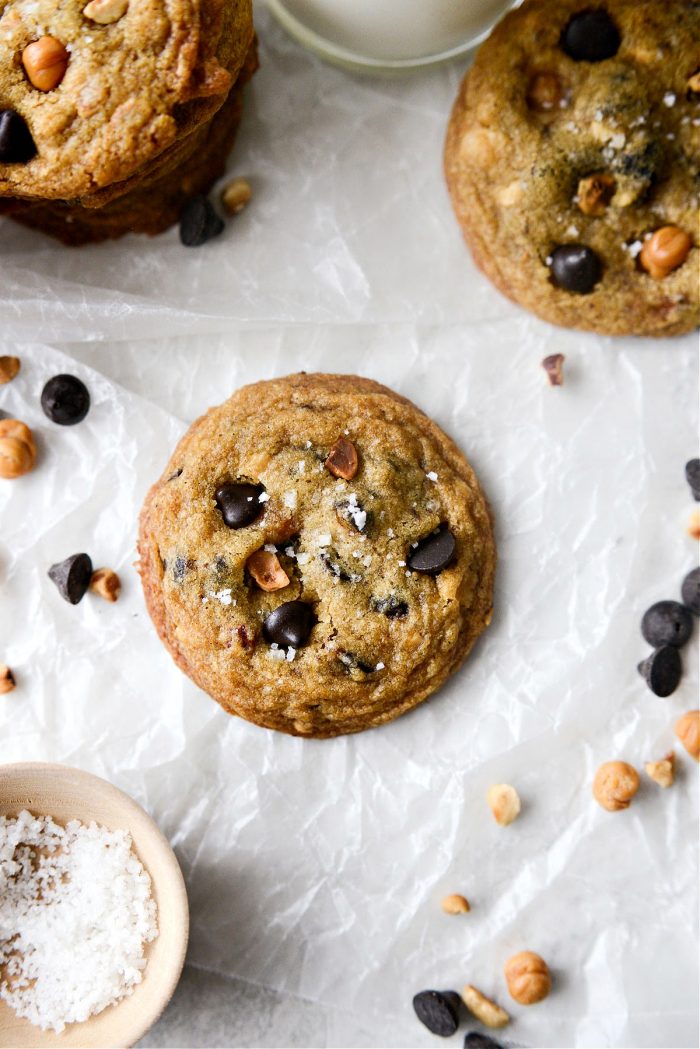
[138,373,496,738]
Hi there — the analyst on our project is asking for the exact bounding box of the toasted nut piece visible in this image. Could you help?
[0,356,20,384]
[675,710,700,761]
[221,177,252,216]
[644,752,675,788]
[83,0,128,23]
[22,36,69,91]
[593,761,640,811]
[541,353,565,386]
[325,437,359,481]
[89,567,121,602]
[487,783,521,826]
[688,69,700,93]
[504,951,551,1005]
[687,510,700,540]
[247,550,290,592]
[640,226,692,279]
[0,664,16,695]
[441,893,470,915]
[0,419,36,479]
[526,72,562,112]
[576,173,615,216]
[497,180,524,207]
[462,985,509,1029]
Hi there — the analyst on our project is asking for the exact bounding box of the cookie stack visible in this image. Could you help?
[0,0,256,244]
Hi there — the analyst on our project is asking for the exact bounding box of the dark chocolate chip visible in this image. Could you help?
[263,601,315,648]
[637,646,682,697]
[41,374,90,426]
[338,651,376,674]
[549,244,602,293]
[320,549,357,583]
[464,1034,504,1049]
[371,595,409,619]
[641,600,693,648]
[0,109,37,163]
[179,195,224,247]
[48,553,93,605]
[166,468,183,483]
[407,527,456,575]
[685,459,700,501]
[173,556,194,582]
[561,9,621,62]
[215,483,265,529]
[412,990,461,1037]
[681,568,700,616]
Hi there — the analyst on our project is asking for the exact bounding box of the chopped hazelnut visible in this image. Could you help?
[83,0,128,22]
[639,226,692,279]
[441,893,470,915]
[504,951,551,1005]
[0,664,16,695]
[688,69,700,93]
[541,353,565,386]
[0,419,36,479]
[246,550,290,592]
[526,72,563,112]
[674,710,700,761]
[221,177,252,216]
[487,783,521,826]
[461,985,510,1028]
[89,567,121,602]
[325,437,359,481]
[644,752,675,788]
[593,761,640,811]
[22,36,69,92]
[576,173,615,216]
[0,356,20,385]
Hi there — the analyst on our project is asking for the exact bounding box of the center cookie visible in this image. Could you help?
[138,373,495,738]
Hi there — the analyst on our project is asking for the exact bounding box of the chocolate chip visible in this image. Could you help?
[682,568,700,615]
[338,651,376,674]
[263,601,315,648]
[641,601,693,647]
[549,244,602,293]
[685,459,700,501]
[320,549,358,583]
[561,9,620,62]
[41,374,90,426]
[407,527,456,575]
[179,195,224,247]
[637,646,682,697]
[173,556,194,582]
[48,553,93,605]
[412,990,461,1037]
[464,1034,504,1049]
[215,483,265,529]
[0,109,37,163]
[166,468,183,483]
[371,595,409,619]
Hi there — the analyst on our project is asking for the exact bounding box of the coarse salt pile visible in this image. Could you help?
[0,809,158,1033]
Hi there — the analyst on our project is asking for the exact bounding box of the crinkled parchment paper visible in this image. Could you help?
[0,6,698,1047]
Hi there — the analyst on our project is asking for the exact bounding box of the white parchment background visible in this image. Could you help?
[0,5,698,1048]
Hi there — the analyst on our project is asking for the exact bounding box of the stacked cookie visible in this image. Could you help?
[0,0,256,243]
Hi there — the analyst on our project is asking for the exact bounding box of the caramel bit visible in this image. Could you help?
[325,437,359,481]
[89,567,121,603]
[640,227,692,279]
[0,419,36,479]
[22,36,69,92]
[246,550,290,592]
[541,353,565,386]
[0,356,20,385]
[0,664,16,695]
[576,173,616,216]
[526,72,563,112]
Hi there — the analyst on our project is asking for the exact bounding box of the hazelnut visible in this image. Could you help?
[593,761,640,811]
[246,550,290,593]
[576,173,616,216]
[541,353,565,386]
[221,177,252,216]
[325,437,359,481]
[526,72,563,112]
[504,951,551,1005]
[0,664,16,695]
[0,419,36,479]
[687,510,700,541]
[687,69,700,93]
[441,893,470,915]
[461,985,509,1029]
[639,226,692,279]
[497,180,524,207]
[487,783,521,826]
[89,567,121,602]
[644,752,675,788]
[83,0,128,23]
[675,710,700,761]
[22,36,69,92]
[0,356,20,384]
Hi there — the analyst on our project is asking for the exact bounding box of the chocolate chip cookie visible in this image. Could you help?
[445,0,700,337]
[138,374,496,738]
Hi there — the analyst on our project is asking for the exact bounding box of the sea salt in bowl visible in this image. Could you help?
[0,763,189,1049]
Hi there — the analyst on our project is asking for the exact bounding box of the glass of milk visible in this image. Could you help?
[266,0,517,71]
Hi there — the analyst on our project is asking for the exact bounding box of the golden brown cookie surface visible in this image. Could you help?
[445,0,700,337]
[138,374,496,738]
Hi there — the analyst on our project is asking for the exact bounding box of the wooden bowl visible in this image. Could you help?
[0,763,189,1049]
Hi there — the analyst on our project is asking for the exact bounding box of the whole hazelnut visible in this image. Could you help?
[441,893,470,915]
[639,226,692,279]
[504,951,551,1005]
[0,356,20,384]
[0,419,36,479]
[0,664,16,695]
[593,761,640,812]
[22,36,69,92]
[487,783,521,826]
[675,710,700,761]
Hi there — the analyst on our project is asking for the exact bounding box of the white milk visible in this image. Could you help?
[273,0,514,61]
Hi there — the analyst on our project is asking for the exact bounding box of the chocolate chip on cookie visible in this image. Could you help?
[263,601,316,648]
[215,482,266,529]
[0,110,36,163]
[549,244,602,293]
[407,527,456,575]
[560,9,621,62]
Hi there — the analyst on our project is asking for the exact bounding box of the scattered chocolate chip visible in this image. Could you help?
[41,374,90,426]
[412,990,461,1037]
[263,601,315,648]
[685,459,700,501]
[371,595,409,618]
[179,195,224,247]
[215,482,265,529]
[0,109,37,163]
[464,1034,504,1049]
[48,553,93,605]
[407,527,456,575]
[561,9,621,62]
[641,600,693,648]
[637,646,682,697]
[681,568,700,615]
[541,353,565,386]
[166,468,183,482]
[325,437,359,481]
[320,549,356,583]
[549,244,602,293]
[338,651,376,674]
[173,556,194,582]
